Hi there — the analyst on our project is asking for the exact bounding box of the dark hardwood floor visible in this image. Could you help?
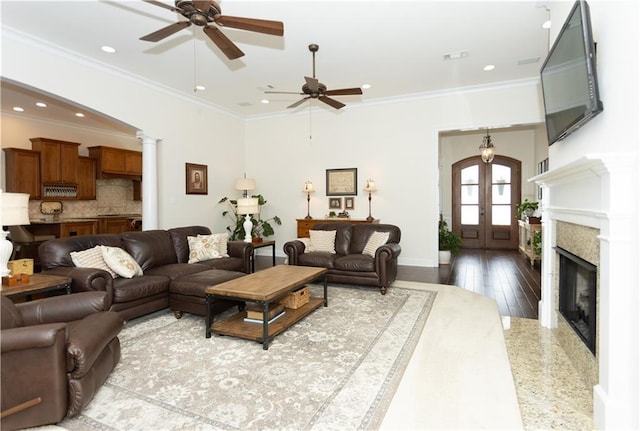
[397,249,541,319]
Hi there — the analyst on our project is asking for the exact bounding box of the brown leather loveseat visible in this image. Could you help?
[38,226,252,321]
[1,291,123,430]
[283,222,401,294]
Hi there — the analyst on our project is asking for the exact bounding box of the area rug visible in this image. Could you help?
[57,284,437,431]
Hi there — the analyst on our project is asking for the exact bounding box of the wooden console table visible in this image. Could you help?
[296,218,380,238]
[518,220,542,265]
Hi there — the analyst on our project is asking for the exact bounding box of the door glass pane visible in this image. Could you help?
[461,205,479,225]
[492,205,511,225]
[492,164,511,184]
[492,184,511,204]
[461,166,478,184]
[461,185,479,204]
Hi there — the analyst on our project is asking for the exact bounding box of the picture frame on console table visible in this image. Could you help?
[326,168,357,196]
[186,163,208,195]
[344,197,354,210]
[329,197,342,210]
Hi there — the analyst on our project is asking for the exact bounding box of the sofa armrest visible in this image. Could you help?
[375,243,402,262]
[17,292,110,326]
[41,267,114,303]
[227,241,254,273]
[283,240,306,265]
[1,323,67,353]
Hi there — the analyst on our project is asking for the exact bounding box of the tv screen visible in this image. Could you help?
[540,0,603,146]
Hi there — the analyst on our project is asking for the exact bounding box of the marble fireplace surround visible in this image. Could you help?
[533,153,637,429]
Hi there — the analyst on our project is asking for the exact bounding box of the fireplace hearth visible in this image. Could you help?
[556,246,597,355]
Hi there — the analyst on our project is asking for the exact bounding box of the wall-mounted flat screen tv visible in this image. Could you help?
[540,0,603,146]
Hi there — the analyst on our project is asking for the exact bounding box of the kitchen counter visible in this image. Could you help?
[26,215,142,237]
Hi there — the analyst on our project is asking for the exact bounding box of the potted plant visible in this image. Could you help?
[516,199,539,220]
[438,219,462,265]
[219,194,281,241]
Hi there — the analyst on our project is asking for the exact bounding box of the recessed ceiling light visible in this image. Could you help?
[75,112,85,118]
[194,85,206,91]
[36,102,47,108]
[101,46,116,54]
[542,20,551,29]
[362,84,371,90]
[13,106,24,112]
[483,64,495,71]
[261,99,270,104]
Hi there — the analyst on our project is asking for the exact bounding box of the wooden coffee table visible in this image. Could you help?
[205,265,328,350]
[1,273,72,301]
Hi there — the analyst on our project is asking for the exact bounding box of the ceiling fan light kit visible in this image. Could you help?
[140,0,284,60]
[265,44,364,110]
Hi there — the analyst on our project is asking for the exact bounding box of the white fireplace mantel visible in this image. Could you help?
[530,152,639,430]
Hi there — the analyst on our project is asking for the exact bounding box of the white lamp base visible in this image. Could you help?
[0,229,13,277]
[243,214,253,243]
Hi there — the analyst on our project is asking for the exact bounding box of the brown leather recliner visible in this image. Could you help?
[0,292,123,430]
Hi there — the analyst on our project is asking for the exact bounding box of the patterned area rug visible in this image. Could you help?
[58,284,436,431]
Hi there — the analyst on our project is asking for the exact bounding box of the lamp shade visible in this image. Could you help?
[364,179,377,192]
[235,178,256,191]
[236,197,260,215]
[303,181,315,193]
[0,191,30,226]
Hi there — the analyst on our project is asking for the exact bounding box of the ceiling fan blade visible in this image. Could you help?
[304,76,319,93]
[143,0,182,13]
[140,21,191,42]
[287,97,311,109]
[325,87,363,96]
[319,96,345,110]
[215,16,284,36]
[203,26,245,59]
[264,91,304,95]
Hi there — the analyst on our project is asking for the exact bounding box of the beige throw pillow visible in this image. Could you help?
[197,233,229,257]
[362,231,390,257]
[308,230,337,253]
[70,245,118,278]
[101,246,143,279]
[188,235,222,263]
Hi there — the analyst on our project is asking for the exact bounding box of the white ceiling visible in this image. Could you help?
[1,0,550,133]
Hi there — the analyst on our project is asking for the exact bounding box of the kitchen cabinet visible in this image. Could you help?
[30,137,80,185]
[99,217,133,234]
[88,146,142,179]
[2,148,41,199]
[60,221,98,237]
[77,156,96,200]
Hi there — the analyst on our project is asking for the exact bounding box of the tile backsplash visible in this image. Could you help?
[28,179,142,219]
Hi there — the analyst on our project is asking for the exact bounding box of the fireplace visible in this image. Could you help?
[556,246,597,354]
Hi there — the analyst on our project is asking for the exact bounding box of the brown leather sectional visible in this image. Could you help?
[37,226,253,321]
[283,222,401,294]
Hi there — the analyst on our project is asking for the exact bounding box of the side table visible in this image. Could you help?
[251,240,276,273]
[1,273,72,301]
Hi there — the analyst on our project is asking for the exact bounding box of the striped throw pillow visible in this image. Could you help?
[308,230,337,253]
[362,231,390,257]
[70,245,118,278]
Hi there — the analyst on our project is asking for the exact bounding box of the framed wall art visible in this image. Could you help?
[186,163,208,195]
[326,168,357,196]
[328,197,342,210]
[344,197,355,210]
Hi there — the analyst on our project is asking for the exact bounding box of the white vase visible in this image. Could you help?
[439,250,452,265]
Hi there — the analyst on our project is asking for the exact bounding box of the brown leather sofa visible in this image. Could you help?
[38,226,252,321]
[1,291,123,430]
[283,222,401,294]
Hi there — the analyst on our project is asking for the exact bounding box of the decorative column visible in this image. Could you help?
[136,132,159,230]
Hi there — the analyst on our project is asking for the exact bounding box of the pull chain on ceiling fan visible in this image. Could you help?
[140,0,284,60]
[265,44,363,110]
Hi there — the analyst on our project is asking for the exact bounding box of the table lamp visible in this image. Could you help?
[303,180,314,219]
[1,191,30,276]
[235,177,256,198]
[364,179,377,221]
[236,197,260,242]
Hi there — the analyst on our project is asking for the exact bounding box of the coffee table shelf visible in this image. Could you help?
[211,297,324,342]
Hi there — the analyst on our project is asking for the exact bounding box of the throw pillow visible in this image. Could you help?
[197,233,229,257]
[188,235,222,263]
[362,231,390,257]
[101,246,143,279]
[70,246,118,278]
[308,230,337,253]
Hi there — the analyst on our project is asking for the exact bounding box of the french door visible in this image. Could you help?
[452,155,521,250]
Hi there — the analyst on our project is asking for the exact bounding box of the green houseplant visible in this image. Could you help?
[516,199,539,220]
[219,194,281,241]
[438,219,462,264]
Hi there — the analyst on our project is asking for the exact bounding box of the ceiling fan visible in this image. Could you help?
[140,0,284,60]
[265,44,363,110]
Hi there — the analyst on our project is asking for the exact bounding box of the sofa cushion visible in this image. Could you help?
[111,275,170,304]
[311,223,353,255]
[170,269,246,297]
[70,246,118,278]
[362,231,390,257]
[101,246,143,278]
[199,233,229,257]
[168,226,213,263]
[298,252,339,269]
[334,254,375,272]
[39,234,123,270]
[187,235,221,263]
[308,230,336,253]
[121,230,177,271]
[144,263,210,280]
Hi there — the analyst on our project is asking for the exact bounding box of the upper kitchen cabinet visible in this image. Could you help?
[77,156,96,200]
[2,148,41,199]
[30,138,80,185]
[88,146,142,180]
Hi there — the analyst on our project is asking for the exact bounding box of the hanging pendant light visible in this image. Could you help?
[479,129,495,163]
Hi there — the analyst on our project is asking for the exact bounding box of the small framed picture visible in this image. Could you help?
[186,163,208,195]
[344,197,354,210]
[328,197,342,210]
